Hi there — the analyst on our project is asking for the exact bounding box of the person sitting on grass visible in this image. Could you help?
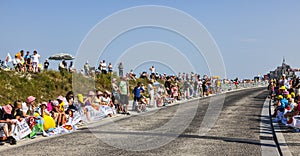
[100,90,115,117]
[92,91,103,107]
[273,93,289,122]
[55,96,67,126]
[22,96,37,117]
[13,100,24,120]
[0,105,17,145]
[85,91,99,111]
[284,95,300,124]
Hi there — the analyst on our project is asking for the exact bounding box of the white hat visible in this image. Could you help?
[53,100,59,106]
[282,74,286,77]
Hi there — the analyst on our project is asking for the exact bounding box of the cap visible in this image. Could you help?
[27,96,36,103]
[278,95,283,99]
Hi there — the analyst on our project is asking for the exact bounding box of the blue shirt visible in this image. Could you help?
[278,98,288,110]
[132,86,144,98]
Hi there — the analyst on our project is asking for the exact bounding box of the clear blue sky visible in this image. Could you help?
[1,1,300,79]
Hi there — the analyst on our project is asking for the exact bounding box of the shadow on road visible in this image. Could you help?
[76,130,276,148]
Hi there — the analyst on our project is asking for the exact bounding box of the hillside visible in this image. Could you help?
[0,70,153,105]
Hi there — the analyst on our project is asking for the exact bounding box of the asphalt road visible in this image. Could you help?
[0,87,271,156]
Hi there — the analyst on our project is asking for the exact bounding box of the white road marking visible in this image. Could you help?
[260,98,280,156]
[270,100,292,156]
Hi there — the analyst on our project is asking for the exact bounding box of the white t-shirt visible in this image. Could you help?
[32,54,40,63]
[21,102,28,113]
[101,96,111,104]
[148,84,154,94]
[150,67,155,74]
[101,62,107,70]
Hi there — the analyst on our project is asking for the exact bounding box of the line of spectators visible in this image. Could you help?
[271,74,300,129]
[0,87,122,145]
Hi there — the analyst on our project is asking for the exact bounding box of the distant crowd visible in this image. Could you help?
[1,50,46,73]
[270,74,300,130]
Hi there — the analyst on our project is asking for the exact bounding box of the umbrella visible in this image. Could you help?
[48,53,75,60]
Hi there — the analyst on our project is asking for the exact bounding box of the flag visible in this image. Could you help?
[5,53,12,62]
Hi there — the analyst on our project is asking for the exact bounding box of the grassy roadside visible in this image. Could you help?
[0,70,161,105]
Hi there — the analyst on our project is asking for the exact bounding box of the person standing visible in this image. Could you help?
[149,66,155,79]
[148,79,155,108]
[132,82,144,111]
[101,60,107,74]
[31,51,40,73]
[59,59,67,72]
[24,51,30,60]
[108,62,113,74]
[43,59,49,71]
[111,78,120,112]
[84,61,90,76]
[164,77,172,96]
[118,62,124,77]
[119,77,130,114]
[68,61,75,73]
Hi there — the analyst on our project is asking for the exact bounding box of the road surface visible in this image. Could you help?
[1,87,276,156]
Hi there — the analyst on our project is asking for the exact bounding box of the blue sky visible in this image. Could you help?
[1,1,300,79]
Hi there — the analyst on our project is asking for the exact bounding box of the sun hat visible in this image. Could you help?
[56,95,64,101]
[2,105,12,114]
[52,100,59,106]
[283,91,289,95]
[27,96,36,103]
[104,90,111,95]
[77,94,84,104]
[88,91,95,96]
[279,86,286,90]
[96,91,103,96]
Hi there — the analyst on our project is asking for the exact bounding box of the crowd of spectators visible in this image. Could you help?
[270,74,300,130]
[0,55,264,146]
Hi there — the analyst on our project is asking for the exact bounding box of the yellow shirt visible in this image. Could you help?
[59,102,65,112]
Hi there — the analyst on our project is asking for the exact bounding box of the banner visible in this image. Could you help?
[82,106,106,122]
[100,105,115,116]
[67,112,82,125]
[12,119,32,141]
[47,124,76,136]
